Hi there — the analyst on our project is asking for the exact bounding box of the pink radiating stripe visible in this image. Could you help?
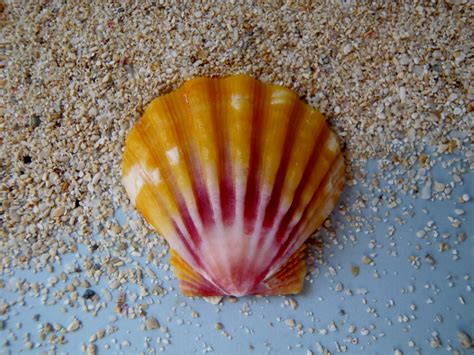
[273,126,329,242]
[172,221,204,270]
[261,102,301,231]
[172,195,201,243]
[164,92,216,229]
[135,126,202,245]
[191,166,215,228]
[244,173,260,234]
[283,153,342,246]
[220,158,236,225]
[273,178,343,276]
[244,82,263,235]
[210,81,236,226]
[254,152,341,285]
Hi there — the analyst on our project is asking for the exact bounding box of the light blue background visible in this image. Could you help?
[1,155,473,354]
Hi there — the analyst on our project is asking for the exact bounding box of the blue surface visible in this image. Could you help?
[1,155,473,354]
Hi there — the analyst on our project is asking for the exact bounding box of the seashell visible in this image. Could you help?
[122,75,345,297]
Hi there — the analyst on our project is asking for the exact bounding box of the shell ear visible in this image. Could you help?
[169,249,223,297]
[260,243,306,295]
[170,244,307,296]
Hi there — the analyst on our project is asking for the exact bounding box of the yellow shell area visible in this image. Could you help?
[122,75,345,296]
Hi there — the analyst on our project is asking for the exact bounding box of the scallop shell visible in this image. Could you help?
[122,75,345,297]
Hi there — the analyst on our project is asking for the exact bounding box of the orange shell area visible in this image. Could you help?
[122,75,345,296]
